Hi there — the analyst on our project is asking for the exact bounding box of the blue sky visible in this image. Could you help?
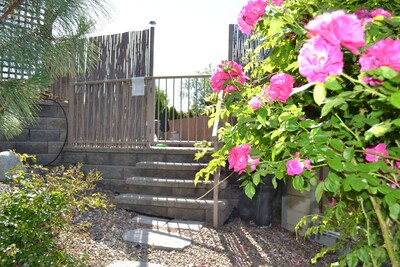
[95,0,246,76]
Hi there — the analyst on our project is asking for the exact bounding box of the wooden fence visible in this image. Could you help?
[228,24,271,65]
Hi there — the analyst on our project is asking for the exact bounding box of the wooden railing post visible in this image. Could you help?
[212,91,224,228]
[146,77,155,148]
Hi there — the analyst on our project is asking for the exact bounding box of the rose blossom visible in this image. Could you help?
[211,60,247,93]
[359,38,400,72]
[238,0,268,35]
[298,37,343,83]
[286,152,312,176]
[265,73,295,103]
[364,143,389,162]
[370,8,392,18]
[228,144,260,174]
[305,10,365,54]
[271,0,284,6]
[248,95,263,110]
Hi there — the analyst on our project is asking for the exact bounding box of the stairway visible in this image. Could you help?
[114,147,238,226]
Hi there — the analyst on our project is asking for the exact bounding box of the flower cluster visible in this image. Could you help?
[228,144,260,174]
[238,0,285,35]
[238,0,267,35]
[299,10,365,82]
[286,152,312,176]
[355,8,392,24]
[210,60,246,93]
[247,73,295,110]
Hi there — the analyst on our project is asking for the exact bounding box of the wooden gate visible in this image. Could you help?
[68,29,154,148]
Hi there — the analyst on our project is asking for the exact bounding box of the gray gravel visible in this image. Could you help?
[64,190,338,267]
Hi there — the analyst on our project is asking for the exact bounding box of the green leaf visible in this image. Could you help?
[313,83,326,106]
[244,182,256,199]
[257,108,268,126]
[324,173,340,193]
[330,139,344,152]
[343,148,355,161]
[327,158,344,172]
[343,174,356,192]
[381,66,399,79]
[321,98,345,117]
[324,77,342,90]
[351,178,368,192]
[268,19,285,36]
[389,204,400,220]
[315,182,324,202]
[393,118,400,127]
[253,172,261,186]
[390,92,400,109]
[293,176,305,191]
[365,120,392,141]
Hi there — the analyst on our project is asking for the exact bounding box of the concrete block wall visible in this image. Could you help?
[0,100,68,166]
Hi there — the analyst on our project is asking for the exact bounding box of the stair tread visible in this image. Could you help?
[115,193,229,209]
[125,176,226,189]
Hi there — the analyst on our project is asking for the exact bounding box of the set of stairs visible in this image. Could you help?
[114,147,238,226]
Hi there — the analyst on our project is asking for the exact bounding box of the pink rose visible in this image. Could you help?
[238,0,268,35]
[228,144,259,174]
[211,61,247,93]
[328,197,335,207]
[248,96,263,110]
[361,76,383,86]
[359,38,400,72]
[395,161,400,169]
[305,10,365,54]
[286,159,304,176]
[364,143,389,162]
[286,152,312,176]
[370,8,392,18]
[265,73,295,103]
[248,157,260,172]
[298,37,343,83]
[271,0,284,6]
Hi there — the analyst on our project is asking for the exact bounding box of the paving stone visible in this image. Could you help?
[106,260,164,267]
[122,228,191,250]
[166,219,203,231]
[132,215,169,227]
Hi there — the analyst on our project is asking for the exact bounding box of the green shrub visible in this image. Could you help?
[0,162,109,266]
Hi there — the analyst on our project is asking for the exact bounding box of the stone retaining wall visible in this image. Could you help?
[0,100,68,166]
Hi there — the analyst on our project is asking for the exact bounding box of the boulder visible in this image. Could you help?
[0,151,22,182]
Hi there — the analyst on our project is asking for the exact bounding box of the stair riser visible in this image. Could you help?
[116,203,231,226]
[137,152,212,164]
[136,169,202,179]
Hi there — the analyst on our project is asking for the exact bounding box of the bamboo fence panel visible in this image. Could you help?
[68,30,152,148]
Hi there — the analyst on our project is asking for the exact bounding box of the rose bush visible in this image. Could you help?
[195,0,400,266]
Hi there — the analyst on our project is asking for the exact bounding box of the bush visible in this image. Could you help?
[0,161,109,266]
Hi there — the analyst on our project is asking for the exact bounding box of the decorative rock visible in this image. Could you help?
[106,260,164,267]
[123,229,191,250]
[0,151,22,182]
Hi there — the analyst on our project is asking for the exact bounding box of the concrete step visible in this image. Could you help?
[124,176,227,198]
[114,193,233,226]
[135,161,208,179]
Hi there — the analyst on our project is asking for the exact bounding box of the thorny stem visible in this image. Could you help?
[341,73,386,98]
[354,150,400,162]
[197,171,234,200]
[0,0,23,23]
[369,196,399,267]
[359,197,378,267]
[334,113,361,142]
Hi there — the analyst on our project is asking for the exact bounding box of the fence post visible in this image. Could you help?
[146,77,155,148]
[68,81,75,147]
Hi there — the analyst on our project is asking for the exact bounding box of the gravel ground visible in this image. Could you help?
[63,190,338,267]
[0,183,338,266]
